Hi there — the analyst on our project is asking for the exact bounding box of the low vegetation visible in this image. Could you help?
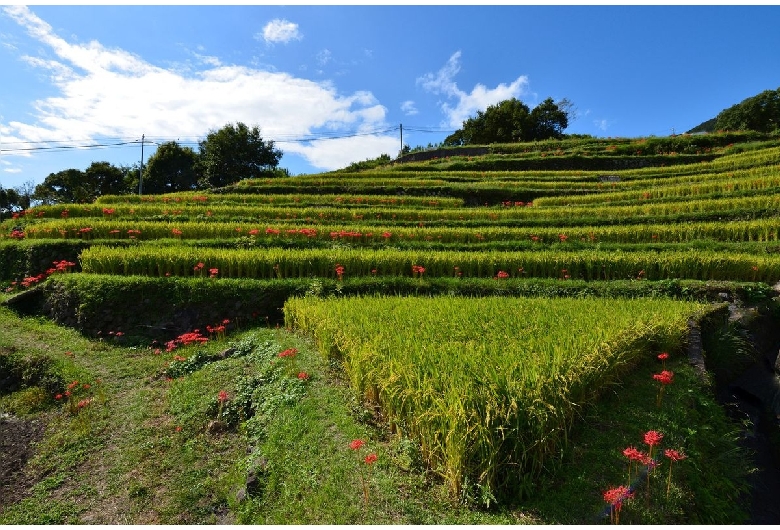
[2,130,778,523]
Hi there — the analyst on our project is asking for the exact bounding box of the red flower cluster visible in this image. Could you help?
[603,484,634,524]
[652,370,674,385]
[644,430,664,448]
[349,439,365,451]
[412,264,425,276]
[278,348,298,358]
[165,330,209,352]
[329,230,365,240]
[495,270,509,279]
[664,448,687,462]
[217,390,229,403]
[6,259,77,292]
[335,264,345,280]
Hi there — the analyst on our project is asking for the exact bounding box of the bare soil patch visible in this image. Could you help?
[0,413,46,511]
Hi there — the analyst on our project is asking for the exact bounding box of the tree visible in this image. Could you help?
[84,161,129,197]
[33,168,86,204]
[197,122,282,189]
[715,88,780,133]
[12,180,35,210]
[443,97,572,146]
[530,97,570,140]
[32,162,128,204]
[1,186,21,218]
[141,141,200,194]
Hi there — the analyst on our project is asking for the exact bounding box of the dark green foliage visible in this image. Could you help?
[141,141,200,194]
[28,274,770,346]
[444,97,571,146]
[0,349,65,397]
[716,88,780,133]
[198,122,282,188]
[0,240,90,281]
[32,162,130,205]
[0,186,22,214]
[688,87,780,134]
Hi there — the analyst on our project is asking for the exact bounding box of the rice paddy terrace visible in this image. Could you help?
[3,131,780,523]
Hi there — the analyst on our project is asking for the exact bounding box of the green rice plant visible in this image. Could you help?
[21,192,780,229]
[78,245,780,283]
[283,295,710,501]
[94,192,465,209]
[534,163,780,207]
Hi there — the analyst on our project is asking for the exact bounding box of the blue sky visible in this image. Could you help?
[2,4,780,191]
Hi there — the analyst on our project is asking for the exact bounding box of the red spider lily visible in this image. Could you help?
[622,446,646,483]
[55,394,63,400]
[349,439,365,451]
[172,228,183,237]
[644,430,664,459]
[218,390,229,403]
[603,485,634,524]
[209,268,219,278]
[278,348,298,358]
[364,453,377,465]
[297,372,309,380]
[335,264,345,280]
[664,449,688,497]
[495,270,509,279]
[411,264,425,277]
[653,370,674,407]
[657,352,669,370]
[653,370,674,385]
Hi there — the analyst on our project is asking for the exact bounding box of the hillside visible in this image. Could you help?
[2,131,780,523]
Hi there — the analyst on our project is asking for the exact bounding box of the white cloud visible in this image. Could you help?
[2,6,394,171]
[259,19,302,45]
[400,100,418,116]
[316,49,332,67]
[3,167,22,174]
[418,51,529,128]
[594,118,612,132]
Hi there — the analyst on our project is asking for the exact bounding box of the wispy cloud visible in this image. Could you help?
[418,51,529,128]
[258,18,302,45]
[1,6,397,171]
[400,100,418,116]
[594,118,612,132]
[316,49,332,67]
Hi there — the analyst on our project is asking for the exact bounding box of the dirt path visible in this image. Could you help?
[0,413,46,511]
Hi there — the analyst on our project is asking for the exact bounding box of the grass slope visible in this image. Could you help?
[0,299,752,524]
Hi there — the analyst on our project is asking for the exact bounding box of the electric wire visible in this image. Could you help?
[0,124,455,155]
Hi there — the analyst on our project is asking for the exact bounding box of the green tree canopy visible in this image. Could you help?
[715,88,780,133]
[197,122,282,189]
[0,186,21,215]
[33,162,129,204]
[33,168,87,204]
[443,97,572,146]
[142,141,200,194]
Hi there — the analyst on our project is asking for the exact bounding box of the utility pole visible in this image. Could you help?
[399,123,403,158]
[138,134,145,196]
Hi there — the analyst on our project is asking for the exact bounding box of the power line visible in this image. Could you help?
[0,124,456,156]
